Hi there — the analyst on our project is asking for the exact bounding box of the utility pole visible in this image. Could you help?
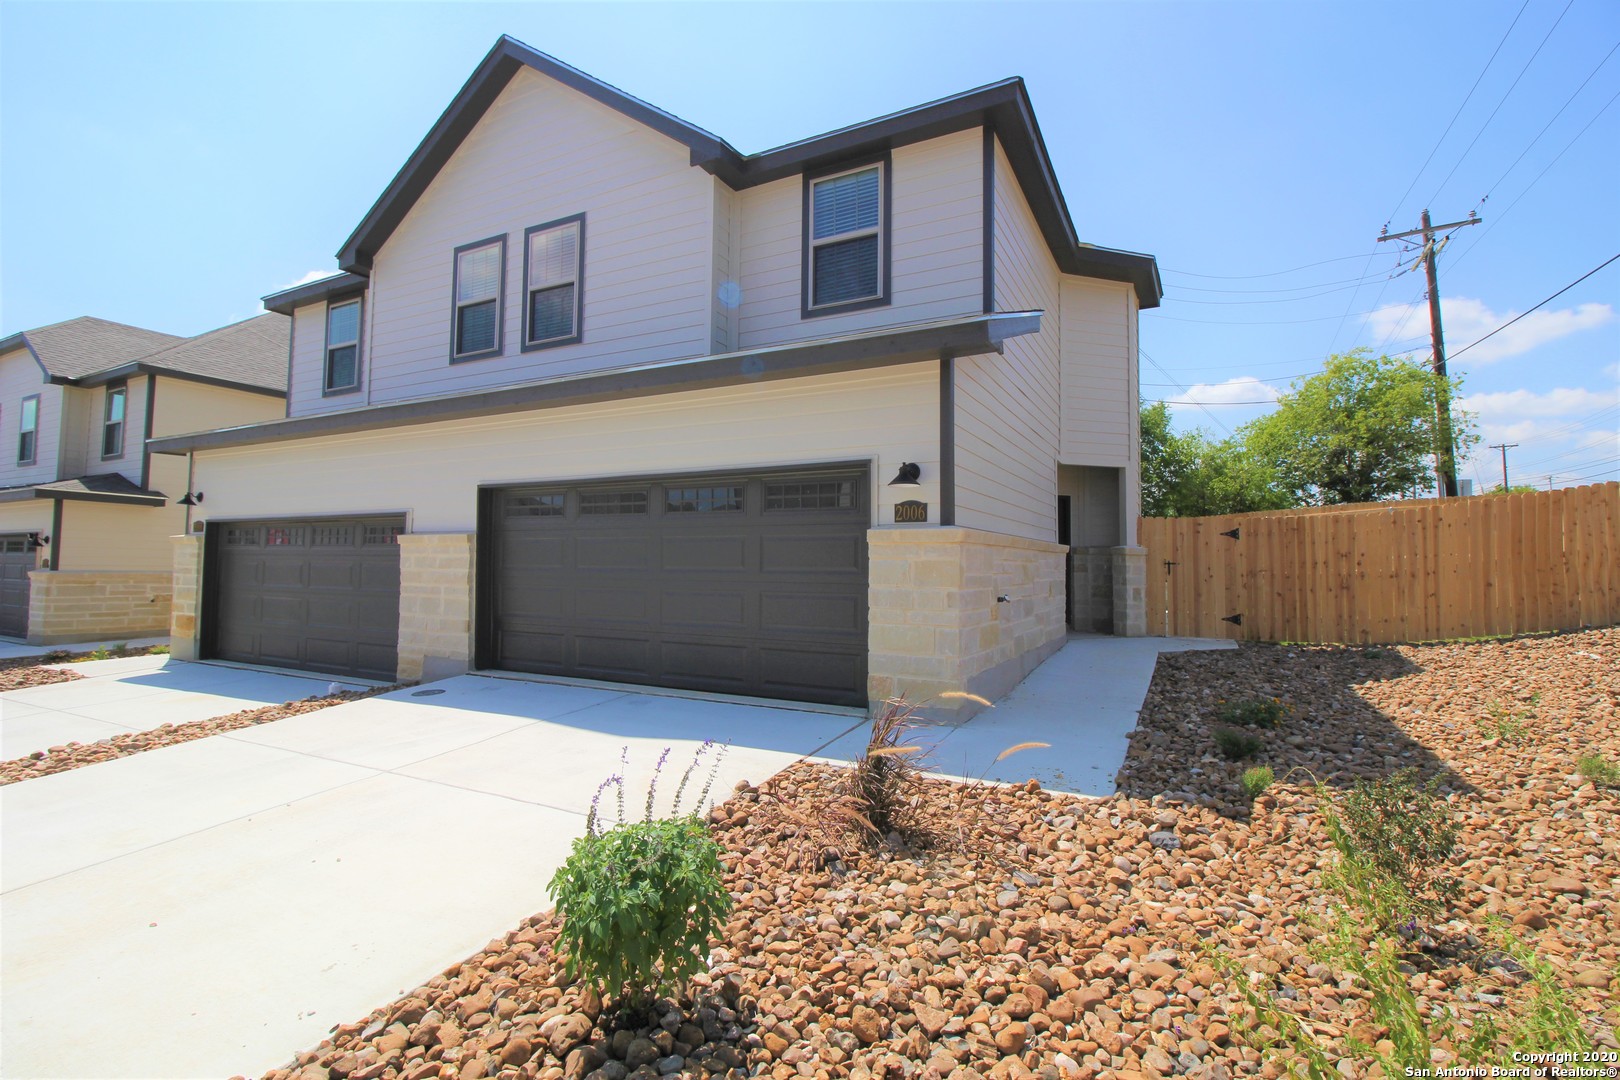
[1490,442,1518,492]
[1377,209,1481,497]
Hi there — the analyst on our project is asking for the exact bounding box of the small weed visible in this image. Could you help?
[149,644,170,655]
[1479,694,1539,742]
[1241,764,1274,799]
[1214,726,1264,761]
[1577,752,1620,789]
[87,647,110,662]
[1217,697,1290,729]
[1333,769,1460,924]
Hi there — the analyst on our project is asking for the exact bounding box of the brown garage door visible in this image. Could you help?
[485,466,869,707]
[206,517,404,681]
[0,535,33,638]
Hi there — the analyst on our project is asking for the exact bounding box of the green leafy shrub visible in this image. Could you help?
[87,647,110,662]
[1334,768,1459,922]
[547,744,732,1005]
[1217,697,1290,729]
[1241,764,1274,799]
[1478,694,1538,742]
[1214,725,1264,760]
[1577,752,1620,788]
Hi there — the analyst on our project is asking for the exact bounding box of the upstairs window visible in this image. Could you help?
[452,236,505,361]
[18,395,39,465]
[805,160,889,314]
[523,215,584,350]
[101,383,127,459]
[324,298,362,393]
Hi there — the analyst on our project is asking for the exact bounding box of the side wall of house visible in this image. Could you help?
[733,129,985,351]
[0,349,65,488]
[953,135,1061,543]
[78,375,152,480]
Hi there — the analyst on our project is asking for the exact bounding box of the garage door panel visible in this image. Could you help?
[209,516,402,682]
[489,467,868,706]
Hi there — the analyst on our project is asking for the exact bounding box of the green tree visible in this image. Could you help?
[1241,350,1476,506]
[1140,401,1293,517]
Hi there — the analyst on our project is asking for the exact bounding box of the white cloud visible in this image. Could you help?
[1175,376,1282,407]
[1455,384,1620,488]
[1364,297,1614,364]
[275,268,340,291]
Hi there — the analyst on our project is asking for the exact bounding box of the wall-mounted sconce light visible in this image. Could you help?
[887,462,922,487]
[26,532,49,549]
[178,491,205,506]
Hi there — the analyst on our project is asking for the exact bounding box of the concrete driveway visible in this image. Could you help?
[1,675,868,1080]
[1,654,363,760]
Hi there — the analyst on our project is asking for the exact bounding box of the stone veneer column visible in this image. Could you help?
[169,535,204,660]
[1111,545,1148,637]
[867,527,1068,719]
[396,533,476,683]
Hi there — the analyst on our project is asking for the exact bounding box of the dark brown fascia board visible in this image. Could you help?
[68,364,286,398]
[327,37,1162,307]
[262,272,369,315]
[335,37,735,275]
[33,488,166,508]
[0,332,55,380]
[150,311,1041,456]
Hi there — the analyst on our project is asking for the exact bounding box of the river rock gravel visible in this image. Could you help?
[254,629,1617,1080]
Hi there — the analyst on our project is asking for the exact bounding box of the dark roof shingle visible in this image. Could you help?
[127,314,288,393]
[1,317,184,380]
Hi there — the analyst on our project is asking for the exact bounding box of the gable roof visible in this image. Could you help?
[75,314,289,395]
[0,317,184,381]
[335,36,1161,308]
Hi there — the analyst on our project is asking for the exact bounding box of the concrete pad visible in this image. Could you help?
[0,635,166,661]
[1,656,351,761]
[927,634,1236,796]
[1,675,865,1080]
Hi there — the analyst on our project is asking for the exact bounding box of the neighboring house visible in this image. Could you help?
[150,37,1161,712]
[0,315,288,643]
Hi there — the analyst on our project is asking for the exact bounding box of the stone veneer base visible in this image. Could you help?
[25,570,172,645]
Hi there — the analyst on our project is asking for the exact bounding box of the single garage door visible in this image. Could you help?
[206,516,404,681]
[486,466,869,707]
[0,535,33,638]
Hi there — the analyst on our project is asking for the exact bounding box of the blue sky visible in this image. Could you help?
[2,1,1616,491]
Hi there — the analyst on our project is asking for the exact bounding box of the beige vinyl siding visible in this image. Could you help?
[735,129,984,350]
[81,375,150,478]
[286,297,343,417]
[954,137,1062,542]
[59,386,93,478]
[325,67,712,415]
[1059,279,1135,467]
[57,499,177,572]
[0,502,52,541]
[192,364,940,532]
[0,351,63,487]
[152,377,286,439]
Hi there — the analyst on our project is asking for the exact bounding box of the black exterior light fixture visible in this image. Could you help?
[178,491,204,506]
[887,462,922,487]
[26,532,48,549]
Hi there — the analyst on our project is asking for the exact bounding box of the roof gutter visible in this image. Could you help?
[151,311,1041,456]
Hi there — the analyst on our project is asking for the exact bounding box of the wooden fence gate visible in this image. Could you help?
[1137,481,1619,643]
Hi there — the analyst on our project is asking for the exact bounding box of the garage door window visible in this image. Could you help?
[666,486,743,513]
[765,478,857,511]
[507,493,565,518]
[579,490,648,515]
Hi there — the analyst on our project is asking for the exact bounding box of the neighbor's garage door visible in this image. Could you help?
[487,467,869,707]
[0,535,33,638]
[207,517,404,681]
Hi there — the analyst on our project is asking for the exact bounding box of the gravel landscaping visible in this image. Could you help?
[0,654,85,692]
[0,685,397,785]
[253,628,1617,1080]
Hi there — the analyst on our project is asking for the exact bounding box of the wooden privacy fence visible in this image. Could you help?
[1138,481,1620,643]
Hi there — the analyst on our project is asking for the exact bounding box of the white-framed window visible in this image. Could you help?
[523,215,583,350]
[451,236,506,361]
[101,383,127,459]
[18,395,39,465]
[805,160,888,313]
[324,298,362,393]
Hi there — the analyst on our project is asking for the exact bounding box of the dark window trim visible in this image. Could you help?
[18,393,40,465]
[449,234,507,364]
[100,381,128,460]
[982,126,996,315]
[323,296,364,397]
[521,213,585,353]
[800,151,892,320]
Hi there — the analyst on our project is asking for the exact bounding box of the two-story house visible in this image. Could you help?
[150,37,1161,712]
[0,315,288,643]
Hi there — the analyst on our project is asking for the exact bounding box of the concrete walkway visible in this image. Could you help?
[1,654,364,760]
[0,635,1225,1079]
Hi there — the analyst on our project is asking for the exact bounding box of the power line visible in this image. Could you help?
[1167,270,1406,294]
[1164,280,1394,305]
[1139,348,1235,436]
[1426,0,1577,209]
[1161,253,1389,279]
[1449,251,1620,362]
[1147,307,1393,326]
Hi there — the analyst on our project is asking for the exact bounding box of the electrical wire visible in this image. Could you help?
[1448,252,1620,362]
[1164,281,1397,306]
[1167,270,1407,294]
[1140,349,1235,436]
[1161,253,1390,279]
[1148,308,1393,326]
[1426,0,1578,208]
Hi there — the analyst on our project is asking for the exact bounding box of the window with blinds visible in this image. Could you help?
[808,163,886,311]
[101,383,127,459]
[524,216,583,349]
[453,237,505,360]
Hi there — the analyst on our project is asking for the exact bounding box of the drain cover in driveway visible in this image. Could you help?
[411,689,445,697]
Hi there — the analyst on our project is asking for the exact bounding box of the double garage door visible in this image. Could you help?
[205,465,870,705]
[0,535,33,639]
